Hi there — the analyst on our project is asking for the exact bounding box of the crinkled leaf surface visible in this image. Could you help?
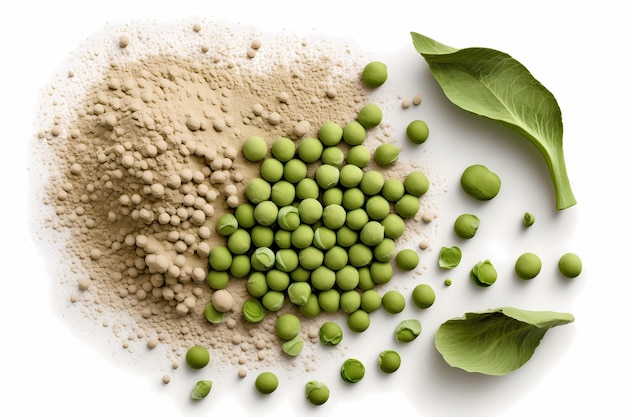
[411,32,575,210]
[435,307,574,376]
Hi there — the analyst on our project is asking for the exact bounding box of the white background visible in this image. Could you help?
[2,1,624,416]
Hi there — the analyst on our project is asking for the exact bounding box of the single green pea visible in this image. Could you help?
[288,282,312,306]
[340,290,362,314]
[382,178,405,202]
[274,229,292,249]
[347,309,371,333]
[186,345,210,369]
[370,261,393,285]
[406,120,429,144]
[358,104,383,129]
[515,252,542,280]
[235,203,256,228]
[346,144,371,167]
[296,177,320,200]
[342,188,365,210]
[255,371,279,394]
[348,243,373,267]
[374,143,400,167]
[251,225,274,248]
[260,157,284,182]
[206,270,229,289]
[335,264,359,290]
[523,212,536,228]
[358,267,375,290]
[396,248,419,271]
[191,380,213,400]
[318,289,341,313]
[412,283,436,308]
[299,246,324,270]
[242,135,268,162]
[558,252,582,278]
[261,291,285,311]
[297,137,324,163]
[438,246,462,269]
[242,299,266,323]
[203,302,225,324]
[208,246,232,271]
[316,164,340,189]
[444,278,453,286]
[291,224,314,249]
[305,381,330,406]
[275,248,299,272]
[311,265,336,291]
[360,289,382,312]
[272,136,296,162]
[271,180,296,207]
[319,321,343,346]
[245,177,272,203]
[266,269,290,291]
[323,204,346,229]
[322,187,343,206]
[361,61,388,88]
[227,228,251,254]
[460,164,501,201]
[299,293,321,318]
[246,271,268,297]
[360,170,385,195]
[470,260,498,287]
[454,213,480,239]
[395,194,420,219]
[318,121,343,146]
[283,158,307,183]
[336,226,358,247]
[283,335,305,357]
[374,238,396,262]
[290,266,311,282]
[321,146,345,168]
[403,171,430,197]
[360,221,385,246]
[230,254,251,278]
[340,358,366,384]
[339,164,364,188]
[381,290,406,314]
[313,227,336,250]
[343,121,367,145]
[275,313,301,340]
[378,350,401,373]
[299,198,323,224]
[216,213,238,236]
[324,246,349,271]
[395,319,422,343]
[381,213,405,239]
[365,195,390,220]
[346,208,369,231]
[251,247,275,271]
[277,206,300,231]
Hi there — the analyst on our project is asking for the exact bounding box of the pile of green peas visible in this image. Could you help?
[206,108,429,340]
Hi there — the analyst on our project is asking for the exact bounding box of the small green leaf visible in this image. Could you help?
[435,307,574,375]
[411,32,576,210]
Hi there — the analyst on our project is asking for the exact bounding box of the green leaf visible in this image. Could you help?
[411,32,576,210]
[434,307,574,376]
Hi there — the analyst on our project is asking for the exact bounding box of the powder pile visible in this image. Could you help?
[31,19,439,381]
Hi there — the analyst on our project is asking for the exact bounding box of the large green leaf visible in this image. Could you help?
[411,32,576,210]
[435,307,574,376]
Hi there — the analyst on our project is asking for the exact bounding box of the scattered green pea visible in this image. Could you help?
[297,137,324,163]
[365,195,390,220]
[395,319,422,343]
[339,164,364,188]
[348,243,373,267]
[251,247,275,271]
[262,291,285,311]
[361,61,388,88]
[360,289,382,312]
[340,358,366,383]
[282,336,305,357]
[336,226,358,247]
[342,121,367,145]
[318,121,343,146]
[271,180,296,207]
[299,293,321,318]
[255,371,279,394]
[246,272,268,297]
[315,164,340,189]
[318,289,340,313]
[298,198,323,224]
[558,252,582,278]
[186,345,210,369]
[283,159,307,183]
[319,321,343,346]
[321,146,344,167]
[325,246,349,271]
[296,177,320,200]
[360,170,385,195]
[203,302,225,324]
[382,178,405,202]
[515,252,542,280]
[470,260,498,287]
[227,228,251,254]
[454,213,480,239]
[369,261,393,285]
[523,212,536,227]
[411,283,436,309]
[373,238,395,262]
[266,269,290,291]
[406,119,430,144]
[343,188,365,210]
[381,213,406,239]
[235,203,256,228]
[250,226,274,248]
[358,104,383,129]
[208,246,232,271]
[395,194,420,219]
[310,265,336,290]
[444,278,453,286]
[395,248,419,271]
[245,177,272,203]
[277,206,300,231]
[242,299,266,323]
[291,224,314,249]
[374,143,400,167]
[274,229,292,249]
[378,350,401,373]
[260,157,284,182]
[272,137,296,162]
[340,290,362,313]
[382,290,406,314]
[191,380,213,400]
[287,282,312,306]
[358,267,375,290]
[438,246,462,269]
[403,171,430,197]
[305,380,330,406]
[275,248,299,272]
[216,213,238,236]
[360,221,385,246]
[346,144,370,167]
[460,164,501,201]
[335,265,359,290]
[242,135,268,162]
[206,270,229,289]
[322,204,346,229]
[345,208,369,231]
[347,309,370,332]
[299,246,324,270]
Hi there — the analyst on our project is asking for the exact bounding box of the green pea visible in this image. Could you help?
[311,266,336,291]
[395,319,422,343]
[346,208,369,231]
[245,177,272,203]
[454,213,480,239]
[255,371,279,394]
[246,272,268,297]
[322,187,343,206]
[291,224,314,249]
[336,226,358,247]
[316,164,340,189]
[216,213,238,236]
[313,227,336,250]
[242,135,267,162]
[262,291,285,311]
[403,171,430,197]
[340,290,362,314]
[321,146,345,167]
[206,270,229,289]
[277,206,300,231]
[271,136,296,162]
[251,225,274,248]
[323,204,346,229]
[203,302,225,324]
[290,266,311,282]
[299,246,324,270]
[275,248,299,272]
[348,243,373,267]
[340,358,366,383]
[342,188,365,210]
[358,267,375,290]
[406,120,429,144]
[370,261,393,284]
[298,198,323,224]
[360,221,385,246]
[227,228,251,254]
[438,246,462,269]
[395,194,420,219]
[186,345,210,369]
[358,104,383,129]
[361,61,388,87]
[319,321,343,346]
[382,178,405,202]
[460,164,501,201]
[230,254,251,278]
[395,248,419,271]
[346,144,371,167]
[242,299,266,323]
[275,313,300,340]
[266,269,290,291]
[274,229,292,249]
[283,159,307,183]
[209,246,232,271]
[373,238,395,262]
[297,137,324,163]
[335,265,359,290]
[374,143,400,167]
[365,195,390,220]
[318,121,343,146]
[412,283,436,308]
[318,289,340,313]
[347,309,370,333]
[296,177,320,200]
[324,246,349,271]
[235,203,256,228]
[251,247,275,271]
[378,350,401,373]
[523,211,536,228]
[305,381,330,406]
[381,213,405,239]
[360,289,382,312]
[339,164,364,188]
[343,121,367,145]
[558,253,582,278]
[360,170,384,195]
[283,336,304,357]
[260,157,284,182]
[288,281,312,306]
[271,180,296,207]
[515,252,542,280]
[191,380,213,400]
[299,293,321,318]
[444,278,453,286]
[382,290,405,314]
[469,260,498,287]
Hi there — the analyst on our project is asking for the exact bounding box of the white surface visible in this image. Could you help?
[3,1,623,416]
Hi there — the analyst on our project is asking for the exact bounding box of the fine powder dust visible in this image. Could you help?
[31,19,440,383]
